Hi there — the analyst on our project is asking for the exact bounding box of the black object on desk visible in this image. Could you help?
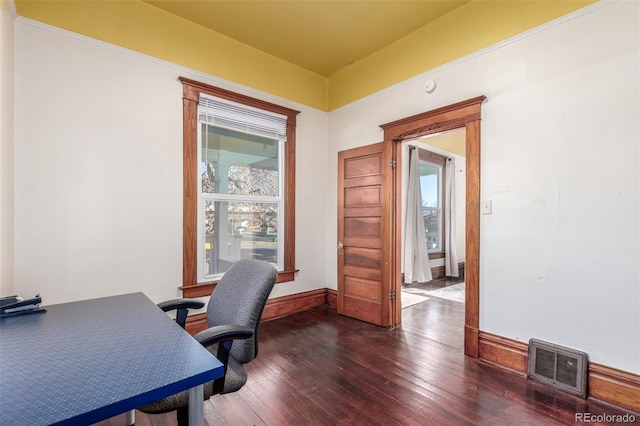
[0,294,46,318]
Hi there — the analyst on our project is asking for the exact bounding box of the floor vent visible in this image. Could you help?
[527,338,588,398]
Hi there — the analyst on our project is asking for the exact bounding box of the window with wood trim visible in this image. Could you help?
[180,78,299,297]
[417,148,447,259]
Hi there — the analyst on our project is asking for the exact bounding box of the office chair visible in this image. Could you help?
[137,259,277,426]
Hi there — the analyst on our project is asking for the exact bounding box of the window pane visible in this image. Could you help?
[204,200,279,277]
[201,124,279,196]
[419,162,442,252]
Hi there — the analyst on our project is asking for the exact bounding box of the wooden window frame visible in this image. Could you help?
[179,77,300,298]
[416,148,447,260]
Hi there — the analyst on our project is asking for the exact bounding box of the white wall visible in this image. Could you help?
[328,1,639,373]
[14,19,329,306]
[0,0,15,297]
[12,0,640,375]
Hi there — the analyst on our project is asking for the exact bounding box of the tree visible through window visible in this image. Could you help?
[199,123,283,280]
[180,78,299,296]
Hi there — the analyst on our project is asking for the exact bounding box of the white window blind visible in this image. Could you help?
[198,94,288,141]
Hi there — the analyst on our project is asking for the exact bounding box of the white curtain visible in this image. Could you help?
[444,158,459,277]
[404,146,432,284]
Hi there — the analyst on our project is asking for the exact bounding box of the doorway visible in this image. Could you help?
[336,96,484,356]
[400,129,466,305]
[382,96,484,357]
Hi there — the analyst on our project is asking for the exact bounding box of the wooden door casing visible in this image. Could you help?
[381,96,486,356]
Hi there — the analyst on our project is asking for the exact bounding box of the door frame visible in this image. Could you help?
[380,96,486,357]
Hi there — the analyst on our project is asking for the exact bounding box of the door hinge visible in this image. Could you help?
[390,290,396,301]
[390,158,396,169]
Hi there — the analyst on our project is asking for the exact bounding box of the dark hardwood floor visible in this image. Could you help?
[99,290,637,425]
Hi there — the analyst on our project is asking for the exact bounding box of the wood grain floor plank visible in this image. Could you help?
[96,285,636,425]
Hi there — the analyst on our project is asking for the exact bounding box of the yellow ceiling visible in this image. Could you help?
[13,0,597,111]
[141,0,471,78]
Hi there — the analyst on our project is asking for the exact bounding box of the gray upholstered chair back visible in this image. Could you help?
[206,259,277,364]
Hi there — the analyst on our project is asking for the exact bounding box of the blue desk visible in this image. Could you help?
[0,293,223,426]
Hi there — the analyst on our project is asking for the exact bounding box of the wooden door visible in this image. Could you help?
[337,142,394,327]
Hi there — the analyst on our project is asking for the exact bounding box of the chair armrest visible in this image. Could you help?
[194,325,254,395]
[157,298,205,329]
[157,298,205,312]
[193,324,254,348]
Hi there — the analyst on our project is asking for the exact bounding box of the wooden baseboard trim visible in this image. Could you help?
[478,331,640,414]
[185,288,329,335]
[185,312,208,335]
[327,288,337,310]
[431,266,446,279]
[402,261,466,281]
[588,363,640,414]
[464,326,480,358]
[262,288,327,321]
[478,331,528,375]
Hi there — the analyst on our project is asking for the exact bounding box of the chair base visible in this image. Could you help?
[177,406,189,426]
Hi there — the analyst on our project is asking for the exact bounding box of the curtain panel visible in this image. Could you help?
[403,146,432,283]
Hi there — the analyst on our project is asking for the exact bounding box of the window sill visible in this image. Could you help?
[180,269,297,298]
[428,251,445,260]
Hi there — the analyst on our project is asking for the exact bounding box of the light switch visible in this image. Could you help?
[482,199,492,215]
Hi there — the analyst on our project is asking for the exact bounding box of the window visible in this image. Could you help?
[180,78,299,297]
[418,149,447,257]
